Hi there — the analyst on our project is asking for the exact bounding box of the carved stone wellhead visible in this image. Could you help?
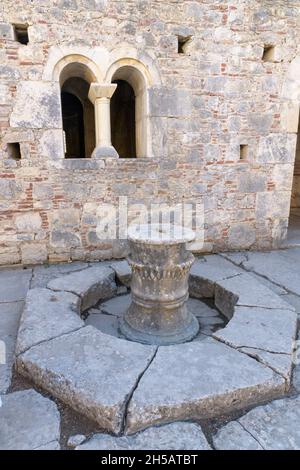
[119,224,199,345]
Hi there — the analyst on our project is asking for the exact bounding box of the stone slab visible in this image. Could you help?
[110,260,132,287]
[214,396,300,450]
[240,347,293,381]
[189,255,242,298]
[16,288,83,355]
[0,302,23,393]
[126,338,285,434]
[0,389,60,450]
[215,273,294,318]
[31,262,89,288]
[17,326,156,434]
[187,298,218,318]
[85,312,119,337]
[0,268,32,303]
[214,306,297,355]
[100,294,131,317]
[241,249,300,296]
[213,421,263,450]
[77,422,211,450]
[47,265,117,311]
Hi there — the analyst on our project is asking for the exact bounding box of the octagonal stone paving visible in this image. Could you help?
[16,288,83,355]
[17,326,156,434]
[76,422,211,450]
[213,395,300,450]
[125,337,285,434]
[0,389,60,450]
[47,265,117,311]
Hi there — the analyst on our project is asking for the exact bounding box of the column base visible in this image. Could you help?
[119,313,199,346]
[91,146,119,159]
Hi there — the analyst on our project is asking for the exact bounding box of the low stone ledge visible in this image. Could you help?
[17,326,156,435]
[16,288,83,355]
[110,260,132,287]
[125,337,285,435]
[47,265,117,311]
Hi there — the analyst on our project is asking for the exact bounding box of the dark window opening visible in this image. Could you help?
[240,144,248,160]
[178,35,192,54]
[111,80,136,158]
[61,92,85,158]
[13,24,29,45]
[7,142,21,160]
[262,45,275,62]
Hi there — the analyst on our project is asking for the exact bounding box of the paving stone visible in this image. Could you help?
[100,294,131,317]
[0,389,60,450]
[17,326,156,434]
[214,306,297,355]
[85,312,119,337]
[189,255,242,298]
[213,421,263,450]
[0,268,32,302]
[36,441,61,450]
[31,262,89,288]
[248,272,287,295]
[242,249,300,296]
[77,422,211,450]
[293,364,300,392]
[215,273,294,318]
[110,260,132,287]
[67,434,86,448]
[240,348,293,381]
[0,302,23,393]
[187,298,218,318]
[281,293,300,315]
[199,316,225,327]
[16,288,84,355]
[126,338,285,434]
[47,265,117,311]
[216,396,300,450]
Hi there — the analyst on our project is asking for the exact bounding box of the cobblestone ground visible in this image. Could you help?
[0,248,300,450]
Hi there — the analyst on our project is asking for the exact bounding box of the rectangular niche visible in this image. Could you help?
[7,142,21,160]
[13,24,29,45]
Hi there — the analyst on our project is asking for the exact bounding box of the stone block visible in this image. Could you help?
[16,288,83,355]
[21,243,48,265]
[10,82,61,129]
[39,129,64,159]
[0,23,15,40]
[257,133,297,163]
[110,260,132,287]
[149,87,191,117]
[15,212,42,232]
[228,223,256,249]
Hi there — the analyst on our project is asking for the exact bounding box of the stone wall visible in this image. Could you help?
[0,0,300,265]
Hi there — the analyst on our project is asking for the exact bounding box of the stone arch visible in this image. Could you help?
[106,58,156,158]
[58,60,97,158]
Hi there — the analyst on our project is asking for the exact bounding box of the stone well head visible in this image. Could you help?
[119,224,199,345]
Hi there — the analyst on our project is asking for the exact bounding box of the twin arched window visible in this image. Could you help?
[60,62,146,159]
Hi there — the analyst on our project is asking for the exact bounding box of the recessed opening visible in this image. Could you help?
[262,45,275,62]
[240,144,248,160]
[7,142,21,160]
[13,24,29,45]
[111,79,137,158]
[177,36,192,54]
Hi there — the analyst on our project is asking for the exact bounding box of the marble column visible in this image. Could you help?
[88,83,119,158]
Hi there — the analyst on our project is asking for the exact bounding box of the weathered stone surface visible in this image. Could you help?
[213,422,263,450]
[149,87,191,118]
[16,288,83,355]
[189,255,242,298]
[0,268,32,302]
[110,260,132,287]
[77,422,211,450]
[67,434,86,449]
[0,23,14,40]
[0,389,60,450]
[36,441,61,450]
[0,302,23,393]
[15,212,42,232]
[240,347,292,380]
[31,262,89,288]
[187,298,218,318]
[17,326,156,434]
[100,294,131,317]
[257,134,298,163]
[242,249,300,296]
[214,273,294,318]
[47,265,117,311]
[10,82,61,129]
[21,243,48,265]
[126,338,285,434]
[85,312,119,337]
[214,396,300,450]
[214,306,296,355]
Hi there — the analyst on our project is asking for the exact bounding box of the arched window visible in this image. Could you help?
[109,65,148,158]
[111,80,136,158]
[59,63,96,158]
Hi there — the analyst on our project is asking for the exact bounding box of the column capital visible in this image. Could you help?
[88,83,117,104]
